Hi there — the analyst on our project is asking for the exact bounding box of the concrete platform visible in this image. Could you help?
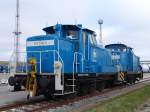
[0,85,28,106]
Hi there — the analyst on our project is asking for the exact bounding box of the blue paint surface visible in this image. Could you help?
[26,24,140,75]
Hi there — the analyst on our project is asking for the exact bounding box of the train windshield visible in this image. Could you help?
[62,25,80,39]
[90,34,97,45]
[65,30,78,39]
[105,44,128,52]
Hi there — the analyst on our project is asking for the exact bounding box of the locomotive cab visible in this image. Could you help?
[43,24,81,41]
[105,43,143,83]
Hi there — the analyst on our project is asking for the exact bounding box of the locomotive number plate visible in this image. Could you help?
[27,40,54,47]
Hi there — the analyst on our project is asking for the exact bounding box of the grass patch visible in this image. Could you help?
[85,84,150,112]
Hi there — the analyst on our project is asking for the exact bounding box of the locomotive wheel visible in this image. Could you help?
[78,82,88,96]
[133,78,136,84]
[39,77,49,88]
[14,84,21,91]
[43,89,53,99]
[106,81,114,88]
[129,77,136,85]
[8,76,16,86]
[88,81,96,94]
[96,81,105,92]
[141,72,143,79]
[21,78,27,87]
[130,80,133,84]
[81,86,88,95]
[67,92,77,99]
[27,94,30,100]
[43,78,55,99]
[44,92,52,99]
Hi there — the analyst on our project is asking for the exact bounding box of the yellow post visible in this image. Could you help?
[26,58,37,98]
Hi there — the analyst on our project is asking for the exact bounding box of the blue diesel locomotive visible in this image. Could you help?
[8,24,143,98]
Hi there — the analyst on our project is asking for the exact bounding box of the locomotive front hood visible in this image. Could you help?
[26,35,58,74]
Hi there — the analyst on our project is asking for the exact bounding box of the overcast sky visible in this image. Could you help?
[0,0,150,61]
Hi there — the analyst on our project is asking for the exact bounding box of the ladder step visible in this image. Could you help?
[54,91,76,96]
[66,85,76,87]
[67,79,76,80]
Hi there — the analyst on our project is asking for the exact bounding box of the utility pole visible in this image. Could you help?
[13,0,21,72]
[98,19,103,44]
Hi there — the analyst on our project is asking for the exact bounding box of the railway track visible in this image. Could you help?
[0,77,150,112]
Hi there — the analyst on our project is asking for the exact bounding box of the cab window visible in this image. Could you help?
[123,48,127,52]
[66,30,78,39]
[89,34,97,45]
[62,25,79,39]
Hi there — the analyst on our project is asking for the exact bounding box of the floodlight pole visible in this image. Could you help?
[14,0,21,72]
[98,19,103,44]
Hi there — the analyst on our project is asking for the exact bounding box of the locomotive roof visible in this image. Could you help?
[43,26,55,34]
[83,28,95,34]
[43,25,81,32]
[62,25,81,30]
[43,24,95,34]
[105,43,128,48]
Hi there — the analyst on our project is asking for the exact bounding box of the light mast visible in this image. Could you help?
[13,0,21,72]
[98,19,103,44]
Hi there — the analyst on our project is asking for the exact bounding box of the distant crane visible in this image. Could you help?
[13,0,21,72]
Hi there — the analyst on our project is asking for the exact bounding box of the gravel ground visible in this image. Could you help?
[0,73,149,112]
[137,99,150,112]
[46,80,150,112]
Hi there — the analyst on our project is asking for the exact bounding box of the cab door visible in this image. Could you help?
[82,32,90,72]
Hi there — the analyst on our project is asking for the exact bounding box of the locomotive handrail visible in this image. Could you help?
[73,52,84,72]
[73,52,83,93]
[8,50,64,76]
[73,53,76,93]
